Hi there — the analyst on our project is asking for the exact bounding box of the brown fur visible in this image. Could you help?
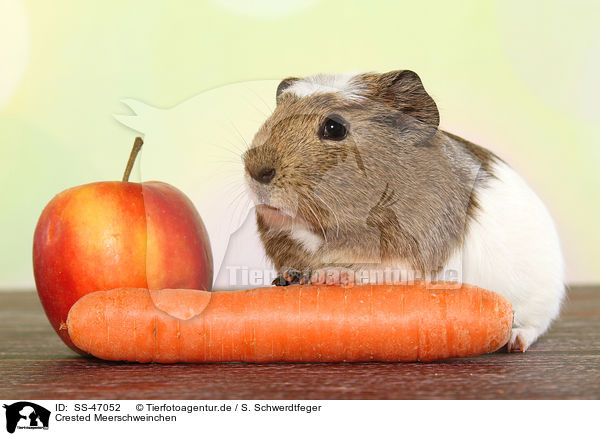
[244,71,499,278]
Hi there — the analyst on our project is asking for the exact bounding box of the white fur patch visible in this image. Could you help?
[290,227,323,253]
[458,159,565,344]
[283,73,366,101]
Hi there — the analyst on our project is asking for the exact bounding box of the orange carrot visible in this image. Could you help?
[66,283,512,363]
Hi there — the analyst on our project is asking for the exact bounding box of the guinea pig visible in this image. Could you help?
[243,70,565,352]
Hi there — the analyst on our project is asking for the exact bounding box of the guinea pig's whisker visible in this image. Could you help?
[227,186,246,211]
[212,159,244,167]
[298,208,311,234]
[242,197,253,225]
[229,121,250,148]
[222,141,246,156]
[306,202,328,244]
[246,88,274,117]
[312,191,340,238]
[225,186,251,229]
[315,184,347,229]
[204,135,246,156]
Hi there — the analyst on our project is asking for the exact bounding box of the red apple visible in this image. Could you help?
[33,138,213,352]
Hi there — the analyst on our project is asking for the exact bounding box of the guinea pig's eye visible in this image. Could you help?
[320,115,348,141]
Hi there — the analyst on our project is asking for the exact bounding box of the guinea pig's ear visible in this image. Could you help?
[374,70,440,130]
[276,77,299,103]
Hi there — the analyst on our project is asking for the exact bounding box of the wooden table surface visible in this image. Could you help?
[1,286,598,400]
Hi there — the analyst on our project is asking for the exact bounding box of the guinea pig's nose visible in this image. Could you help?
[254,167,276,184]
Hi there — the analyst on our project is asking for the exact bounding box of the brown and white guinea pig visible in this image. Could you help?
[243,70,565,352]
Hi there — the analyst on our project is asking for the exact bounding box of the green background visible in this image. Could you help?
[1,0,599,289]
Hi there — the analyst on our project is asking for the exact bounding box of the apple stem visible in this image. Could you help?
[122,137,144,182]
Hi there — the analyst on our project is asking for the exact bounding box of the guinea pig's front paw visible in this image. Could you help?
[272,269,310,286]
[310,267,356,287]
